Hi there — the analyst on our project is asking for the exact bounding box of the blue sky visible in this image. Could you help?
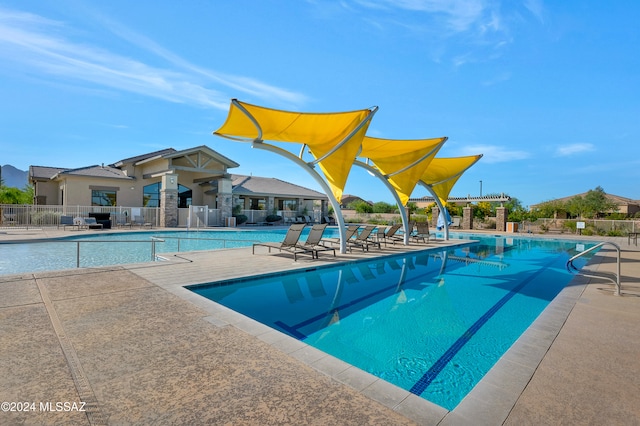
[1,0,639,208]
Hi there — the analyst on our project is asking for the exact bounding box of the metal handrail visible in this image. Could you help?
[151,235,261,252]
[0,238,164,269]
[1,235,265,274]
[566,242,621,296]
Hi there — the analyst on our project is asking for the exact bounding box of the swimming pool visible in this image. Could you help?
[188,235,597,410]
[0,228,331,275]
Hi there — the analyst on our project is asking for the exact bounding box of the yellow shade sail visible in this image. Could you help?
[214,100,375,202]
[360,136,447,205]
[421,155,483,204]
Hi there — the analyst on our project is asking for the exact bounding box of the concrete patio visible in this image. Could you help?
[0,228,639,425]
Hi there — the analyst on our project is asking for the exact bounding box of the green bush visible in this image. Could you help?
[265,214,282,223]
[30,210,60,225]
[233,214,248,225]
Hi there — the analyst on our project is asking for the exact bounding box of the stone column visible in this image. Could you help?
[218,175,233,226]
[160,174,178,227]
[463,205,474,230]
[267,197,275,214]
[431,206,439,228]
[496,206,507,232]
[321,200,328,220]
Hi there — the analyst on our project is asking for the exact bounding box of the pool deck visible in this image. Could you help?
[1,227,639,425]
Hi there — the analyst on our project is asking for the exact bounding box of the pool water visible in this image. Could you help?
[188,236,596,410]
[0,229,330,275]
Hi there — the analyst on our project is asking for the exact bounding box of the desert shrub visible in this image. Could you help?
[233,214,248,225]
[30,210,60,225]
[265,214,282,223]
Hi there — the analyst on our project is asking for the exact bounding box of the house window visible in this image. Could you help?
[249,198,266,210]
[143,182,192,208]
[178,185,192,208]
[279,199,297,211]
[92,190,116,206]
[143,183,161,207]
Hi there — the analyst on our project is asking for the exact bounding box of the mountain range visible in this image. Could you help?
[1,165,28,189]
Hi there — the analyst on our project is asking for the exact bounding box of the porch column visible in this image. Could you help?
[463,205,474,230]
[266,197,275,214]
[431,206,439,228]
[218,175,233,225]
[496,206,507,232]
[321,200,328,220]
[160,174,178,227]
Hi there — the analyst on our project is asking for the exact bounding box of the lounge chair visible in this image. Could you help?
[252,223,312,261]
[298,223,336,259]
[347,225,381,252]
[73,217,103,230]
[59,215,79,230]
[411,221,434,244]
[132,215,152,228]
[321,225,360,246]
[323,216,336,225]
[114,214,132,228]
[378,223,403,246]
[2,212,17,226]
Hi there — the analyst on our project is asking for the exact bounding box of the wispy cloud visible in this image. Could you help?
[555,143,595,157]
[351,0,496,35]
[523,0,545,24]
[0,6,307,110]
[345,0,516,69]
[460,144,530,163]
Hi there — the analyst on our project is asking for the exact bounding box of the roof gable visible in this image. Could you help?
[29,166,70,180]
[112,148,177,167]
[230,174,325,199]
[57,165,132,180]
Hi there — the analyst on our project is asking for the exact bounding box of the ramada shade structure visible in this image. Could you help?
[213,99,482,251]
[213,99,377,253]
[418,154,483,239]
[356,136,448,244]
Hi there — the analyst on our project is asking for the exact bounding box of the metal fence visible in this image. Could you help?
[0,204,160,228]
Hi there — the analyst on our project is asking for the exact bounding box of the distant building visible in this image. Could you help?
[29,145,328,227]
[230,174,327,213]
[529,192,640,217]
[340,194,371,209]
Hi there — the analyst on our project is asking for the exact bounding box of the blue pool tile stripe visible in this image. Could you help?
[274,282,407,339]
[409,255,562,396]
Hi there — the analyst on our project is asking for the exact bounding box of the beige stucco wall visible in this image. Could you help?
[32,150,239,211]
[60,177,133,206]
[33,180,59,205]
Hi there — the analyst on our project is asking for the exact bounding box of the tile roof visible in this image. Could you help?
[530,192,639,207]
[29,166,70,180]
[58,165,132,180]
[230,174,326,199]
[111,148,177,167]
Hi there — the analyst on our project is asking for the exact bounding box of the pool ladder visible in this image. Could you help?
[566,242,621,296]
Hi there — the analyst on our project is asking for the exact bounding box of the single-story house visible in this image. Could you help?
[529,192,640,218]
[29,145,328,227]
